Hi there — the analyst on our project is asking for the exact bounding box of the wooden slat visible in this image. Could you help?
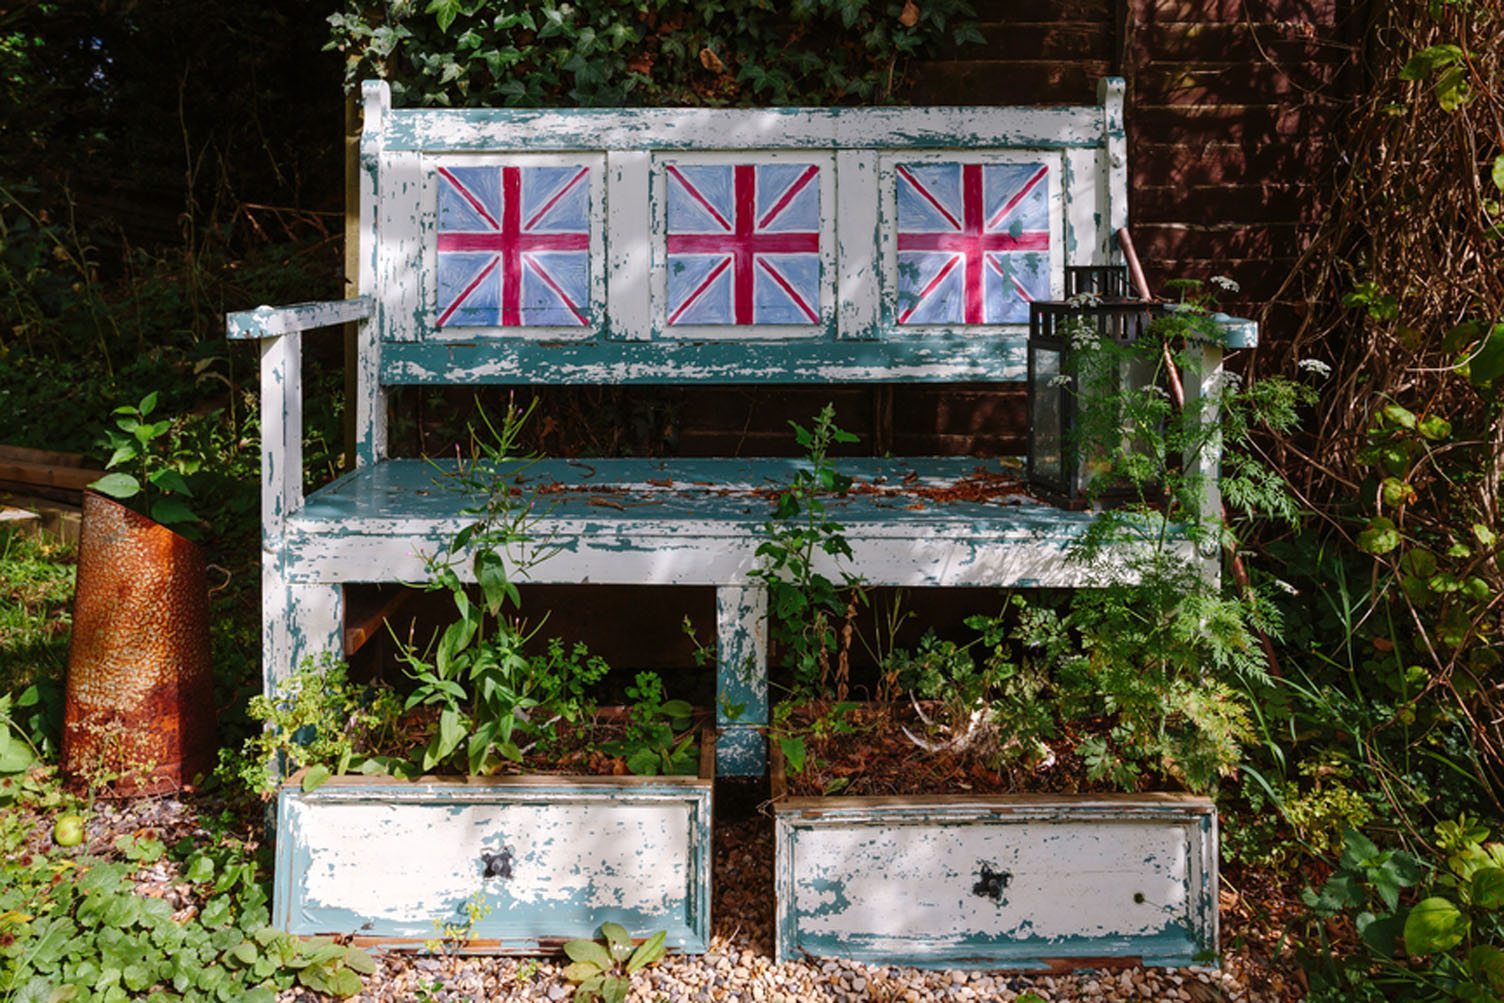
[1133,61,1344,105]
[0,458,104,493]
[1130,101,1344,144]
[1135,183,1322,225]
[1134,221,1309,261]
[1141,0,1348,23]
[1132,141,1333,187]
[1141,21,1357,62]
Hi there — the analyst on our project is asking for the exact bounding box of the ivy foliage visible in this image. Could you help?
[327,0,984,108]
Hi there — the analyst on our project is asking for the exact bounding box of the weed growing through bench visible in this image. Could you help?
[753,403,865,700]
[231,402,704,787]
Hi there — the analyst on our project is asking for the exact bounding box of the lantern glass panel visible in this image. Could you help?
[1028,342,1066,491]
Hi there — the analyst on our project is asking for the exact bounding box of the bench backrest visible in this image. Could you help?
[359,78,1126,375]
[351,79,1127,460]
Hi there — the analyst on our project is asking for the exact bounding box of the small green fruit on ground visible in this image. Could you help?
[53,813,85,847]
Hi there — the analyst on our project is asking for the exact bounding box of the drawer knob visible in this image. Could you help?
[481,848,514,880]
[973,864,1011,902]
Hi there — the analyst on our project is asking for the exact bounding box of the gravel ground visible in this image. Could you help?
[64,787,1298,1002]
[313,787,1300,1003]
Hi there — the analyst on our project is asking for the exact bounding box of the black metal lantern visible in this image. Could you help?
[1026,280,1160,508]
[1064,264,1132,300]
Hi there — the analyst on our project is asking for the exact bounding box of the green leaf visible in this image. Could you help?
[625,930,667,973]
[1471,867,1504,909]
[0,731,33,772]
[1469,945,1504,990]
[561,961,603,982]
[149,496,197,526]
[343,947,377,975]
[1357,911,1403,958]
[426,0,462,32]
[302,765,332,793]
[1417,414,1451,441]
[1475,524,1498,548]
[625,748,660,775]
[1434,65,1473,111]
[1357,517,1401,555]
[185,854,215,884]
[563,939,613,970]
[106,443,139,468]
[328,967,364,997]
[600,921,633,961]
[600,975,629,1003]
[1404,896,1468,954]
[1492,153,1504,194]
[1382,404,1417,429]
[90,472,141,499]
[779,735,807,773]
[199,896,232,928]
[1399,44,1462,80]
[1470,324,1504,386]
[659,699,694,720]
[148,467,193,496]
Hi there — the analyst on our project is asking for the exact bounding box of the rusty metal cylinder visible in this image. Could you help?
[63,491,216,794]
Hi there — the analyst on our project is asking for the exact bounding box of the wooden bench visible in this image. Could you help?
[227,77,1258,784]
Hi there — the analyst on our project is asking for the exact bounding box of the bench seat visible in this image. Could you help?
[283,456,1184,590]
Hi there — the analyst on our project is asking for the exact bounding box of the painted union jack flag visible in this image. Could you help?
[436,164,591,327]
[666,163,822,326]
[896,162,1050,326]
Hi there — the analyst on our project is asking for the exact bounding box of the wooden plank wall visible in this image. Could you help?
[910,0,1361,328]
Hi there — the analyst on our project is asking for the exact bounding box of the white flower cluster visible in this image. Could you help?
[1210,275,1241,293]
[1298,358,1333,379]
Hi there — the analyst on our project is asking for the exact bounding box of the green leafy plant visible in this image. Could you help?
[0,692,38,796]
[88,391,201,532]
[327,0,984,110]
[1304,820,1504,1000]
[754,403,865,698]
[0,789,375,1001]
[392,402,611,774]
[1045,289,1313,792]
[604,671,697,776]
[227,654,406,794]
[561,923,667,1003]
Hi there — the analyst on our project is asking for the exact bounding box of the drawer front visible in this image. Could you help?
[774,797,1216,969]
[276,778,712,952]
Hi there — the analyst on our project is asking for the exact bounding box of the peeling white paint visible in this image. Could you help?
[290,797,693,919]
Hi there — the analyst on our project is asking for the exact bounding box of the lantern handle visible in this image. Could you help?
[1115,226,1156,304]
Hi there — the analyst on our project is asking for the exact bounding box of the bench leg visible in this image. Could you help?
[264,577,344,697]
[715,585,768,777]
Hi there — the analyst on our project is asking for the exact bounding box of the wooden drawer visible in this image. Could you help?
[773,794,1217,969]
[275,773,712,953]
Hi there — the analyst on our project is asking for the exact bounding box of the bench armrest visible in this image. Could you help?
[226,297,373,341]
[237,298,372,541]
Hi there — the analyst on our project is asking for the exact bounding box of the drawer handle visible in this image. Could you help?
[481,848,514,880]
[973,864,1011,902]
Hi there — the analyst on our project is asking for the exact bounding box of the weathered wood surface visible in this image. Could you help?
[773,794,1218,969]
[280,457,1191,589]
[276,769,713,952]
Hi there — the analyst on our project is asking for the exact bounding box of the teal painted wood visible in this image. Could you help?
[275,457,1190,589]
[276,774,713,953]
[226,297,372,341]
[383,105,1108,154]
[773,795,1218,969]
[715,587,768,777]
[381,335,1030,385]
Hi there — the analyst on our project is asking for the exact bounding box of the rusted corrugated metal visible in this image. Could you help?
[63,491,216,794]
